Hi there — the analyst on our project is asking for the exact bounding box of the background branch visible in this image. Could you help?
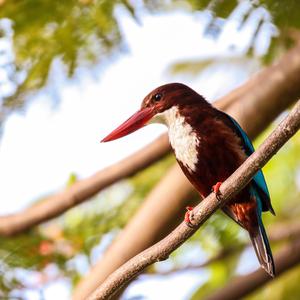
[87,100,300,300]
[150,246,241,275]
[0,135,170,236]
[205,239,300,300]
[152,219,300,275]
[269,220,300,242]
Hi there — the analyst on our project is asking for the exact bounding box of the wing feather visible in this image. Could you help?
[220,112,275,214]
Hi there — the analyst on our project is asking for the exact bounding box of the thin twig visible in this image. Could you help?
[87,100,300,300]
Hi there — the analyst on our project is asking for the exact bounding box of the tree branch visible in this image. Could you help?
[87,100,300,300]
[73,42,300,299]
[269,220,300,242]
[205,238,300,300]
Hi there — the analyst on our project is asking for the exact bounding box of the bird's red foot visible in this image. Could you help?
[184,206,196,228]
[212,181,223,201]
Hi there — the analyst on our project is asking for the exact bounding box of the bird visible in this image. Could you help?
[101,83,275,277]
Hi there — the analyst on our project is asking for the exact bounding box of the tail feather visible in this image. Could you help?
[249,221,275,277]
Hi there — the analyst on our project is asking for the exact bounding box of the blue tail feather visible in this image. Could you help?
[249,186,275,276]
[250,217,275,277]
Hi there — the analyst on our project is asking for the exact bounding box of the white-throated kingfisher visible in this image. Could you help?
[101,83,275,277]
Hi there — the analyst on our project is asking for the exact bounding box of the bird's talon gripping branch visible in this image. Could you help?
[184,206,196,228]
[212,181,223,201]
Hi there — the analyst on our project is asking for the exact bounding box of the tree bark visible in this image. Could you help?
[87,99,300,300]
[73,42,300,300]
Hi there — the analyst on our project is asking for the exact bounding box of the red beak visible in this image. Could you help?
[101,107,155,142]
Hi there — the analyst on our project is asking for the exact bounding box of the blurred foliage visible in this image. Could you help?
[0,154,174,298]
[254,122,300,222]
[0,0,138,125]
[191,254,240,300]
[247,264,300,300]
[1,0,300,125]
[169,0,300,76]
[0,0,300,299]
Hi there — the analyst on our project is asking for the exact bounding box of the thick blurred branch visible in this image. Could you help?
[0,134,169,236]
[73,42,300,300]
[205,239,300,300]
[87,100,300,300]
[226,41,300,137]
[74,164,195,299]
[269,220,300,242]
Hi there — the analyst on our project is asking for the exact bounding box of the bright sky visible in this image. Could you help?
[0,3,273,299]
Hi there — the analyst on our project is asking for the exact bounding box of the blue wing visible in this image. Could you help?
[223,113,275,215]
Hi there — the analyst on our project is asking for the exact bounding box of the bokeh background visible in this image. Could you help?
[0,0,300,299]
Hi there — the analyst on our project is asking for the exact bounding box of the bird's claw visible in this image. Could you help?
[212,182,223,201]
[184,206,197,228]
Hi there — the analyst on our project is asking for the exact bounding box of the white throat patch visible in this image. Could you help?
[155,106,200,172]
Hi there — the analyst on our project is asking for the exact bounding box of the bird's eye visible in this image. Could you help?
[153,93,162,102]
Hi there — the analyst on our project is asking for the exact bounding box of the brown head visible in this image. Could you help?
[101,83,207,142]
